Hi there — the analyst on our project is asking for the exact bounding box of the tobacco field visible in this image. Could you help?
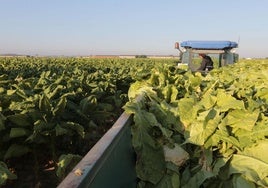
[0,57,176,187]
[1,57,268,188]
[124,59,268,187]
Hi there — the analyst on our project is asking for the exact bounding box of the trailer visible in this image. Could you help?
[57,105,138,188]
[175,40,239,72]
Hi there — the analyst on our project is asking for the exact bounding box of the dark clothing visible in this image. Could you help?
[197,55,214,71]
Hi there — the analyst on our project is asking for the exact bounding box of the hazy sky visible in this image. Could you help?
[1,0,267,58]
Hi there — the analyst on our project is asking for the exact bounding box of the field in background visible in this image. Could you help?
[0,57,267,187]
[0,57,177,187]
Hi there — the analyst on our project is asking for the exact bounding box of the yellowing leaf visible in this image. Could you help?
[225,109,259,131]
[216,89,245,112]
[227,154,268,187]
[241,140,268,163]
[177,98,197,128]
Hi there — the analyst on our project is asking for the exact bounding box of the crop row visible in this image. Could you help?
[124,59,268,187]
[0,57,177,187]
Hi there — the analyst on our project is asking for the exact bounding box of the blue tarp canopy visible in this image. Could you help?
[180,41,238,50]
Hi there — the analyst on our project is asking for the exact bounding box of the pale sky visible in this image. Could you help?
[1,0,267,58]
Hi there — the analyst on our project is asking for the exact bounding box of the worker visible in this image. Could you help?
[197,53,214,71]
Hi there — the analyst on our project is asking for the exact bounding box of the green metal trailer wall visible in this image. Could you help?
[57,112,137,188]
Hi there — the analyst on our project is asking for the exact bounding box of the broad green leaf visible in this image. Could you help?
[7,114,32,127]
[246,98,262,111]
[149,101,169,123]
[33,119,54,132]
[224,109,259,131]
[15,88,28,99]
[160,102,184,133]
[132,111,159,149]
[170,85,179,103]
[198,80,218,109]
[4,144,30,160]
[234,123,268,148]
[181,169,214,188]
[10,127,30,138]
[0,113,6,131]
[206,128,241,150]
[26,132,47,144]
[255,87,268,102]
[135,142,165,184]
[39,94,52,114]
[54,74,65,85]
[9,100,36,111]
[45,84,64,99]
[227,154,268,187]
[186,109,221,146]
[161,85,178,103]
[177,98,197,128]
[240,140,268,163]
[216,89,245,112]
[55,124,69,136]
[180,166,192,186]
[60,122,84,138]
[149,100,183,133]
[97,102,114,111]
[199,95,217,110]
[0,87,4,93]
[170,172,181,188]
[0,161,17,186]
[7,89,16,96]
[0,74,8,80]
[155,172,180,188]
[212,157,229,175]
[123,97,146,115]
[189,74,202,88]
[79,95,97,113]
[232,174,256,188]
[140,110,173,139]
[53,96,67,116]
[131,111,166,184]
[56,154,82,180]
[128,81,155,100]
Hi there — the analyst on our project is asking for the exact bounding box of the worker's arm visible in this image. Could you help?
[197,59,206,71]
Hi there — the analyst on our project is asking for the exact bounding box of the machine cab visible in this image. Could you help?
[175,41,239,72]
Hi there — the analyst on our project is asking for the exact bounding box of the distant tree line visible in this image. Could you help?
[135,55,147,58]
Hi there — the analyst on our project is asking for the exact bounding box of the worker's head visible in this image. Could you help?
[198,53,206,58]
